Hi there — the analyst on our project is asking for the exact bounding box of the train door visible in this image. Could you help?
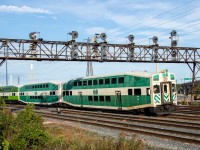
[160,82,172,104]
[78,92,83,107]
[115,91,122,110]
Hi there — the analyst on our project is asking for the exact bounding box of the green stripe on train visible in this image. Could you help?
[0,96,19,101]
[63,95,151,107]
[20,95,59,103]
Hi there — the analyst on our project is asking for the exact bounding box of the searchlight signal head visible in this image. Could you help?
[128,35,134,43]
[68,31,78,41]
[152,36,158,44]
[29,32,38,40]
[171,30,177,37]
[100,33,107,42]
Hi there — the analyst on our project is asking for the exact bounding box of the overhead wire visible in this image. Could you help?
[106,0,197,39]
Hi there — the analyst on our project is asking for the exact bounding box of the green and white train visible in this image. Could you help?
[62,70,177,114]
[19,82,61,105]
[0,82,61,105]
[0,86,19,103]
[0,70,177,115]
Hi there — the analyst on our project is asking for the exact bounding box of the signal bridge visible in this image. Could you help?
[0,31,200,77]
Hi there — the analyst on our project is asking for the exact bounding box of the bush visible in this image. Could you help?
[191,101,200,106]
[181,100,188,105]
[11,104,52,150]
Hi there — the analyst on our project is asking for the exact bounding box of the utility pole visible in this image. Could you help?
[86,37,93,76]
[18,76,20,85]
[30,64,34,84]
[6,59,8,86]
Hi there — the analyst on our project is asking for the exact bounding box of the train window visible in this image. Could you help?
[105,96,111,101]
[128,89,132,95]
[111,78,117,84]
[74,81,78,86]
[88,80,92,85]
[146,88,151,96]
[63,91,65,96]
[70,91,72,95]
[43,84,45,88]
[65,91,68,96]
[50,92,52,95]
[32,85,34,89]
[94,96,98,101]
[83,81,87,86]
[40,85,42,88]
[153,85,160,93]
[88,96,93,101]
[99,79,104,85]
[164,85,167,93]
[78,81,82,86]
[118,77,124,83]
[99,96,104,102]
[93,80,98,85]
[172,84,176,92]
[46,84,49,88]
[105,78,110,84]
[134,89,141,95]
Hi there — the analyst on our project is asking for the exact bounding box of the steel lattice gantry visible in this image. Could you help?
[0,38,200,63]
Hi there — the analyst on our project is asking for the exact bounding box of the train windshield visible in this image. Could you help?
[153,85,160,94]
[172,84,176,92]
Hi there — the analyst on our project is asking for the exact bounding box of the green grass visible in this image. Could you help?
[45,123,147,150]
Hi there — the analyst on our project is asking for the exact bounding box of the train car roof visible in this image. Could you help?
[72,71,155,81]
[21,81,61,86]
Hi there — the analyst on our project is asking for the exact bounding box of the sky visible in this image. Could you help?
[0,0,200,85]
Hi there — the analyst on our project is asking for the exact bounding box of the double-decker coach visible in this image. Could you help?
[62,70,177,115]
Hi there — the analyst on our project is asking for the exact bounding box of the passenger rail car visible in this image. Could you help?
[19,82,61,105]
[0,86,19,103]
[62,70,177,115]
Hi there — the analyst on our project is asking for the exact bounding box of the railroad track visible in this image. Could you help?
[37,110,200,146]
[167,112,200,121]
[50,109,200,131]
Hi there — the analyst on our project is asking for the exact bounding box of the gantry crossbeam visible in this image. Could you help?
[0,38,199,64]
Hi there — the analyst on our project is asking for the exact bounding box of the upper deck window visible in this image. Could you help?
[99,79,104,85]
[78,81,82,86]
[88,80,92,85]
[118,77,124,83]
[105,79,110,84]
[93,80,98,85]
[83,81,87,86]
[153,75,159,81]
[111,78,117,84]
[74,81,78,86]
